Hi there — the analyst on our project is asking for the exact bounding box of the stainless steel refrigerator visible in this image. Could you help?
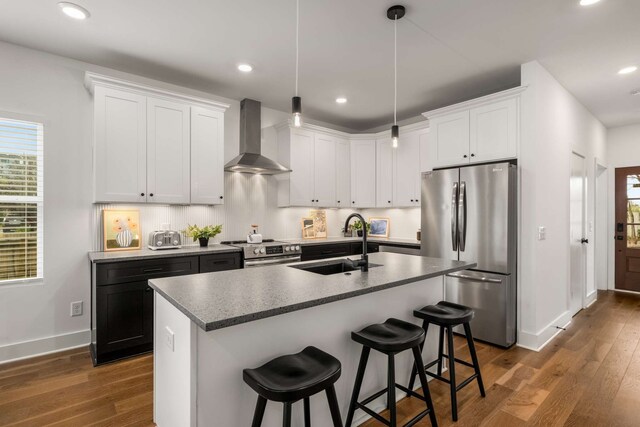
[421,162,516,347]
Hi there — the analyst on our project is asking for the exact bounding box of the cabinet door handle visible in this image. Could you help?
[143,267,163,273]
[337,200,341,203]
[388,200,391,204]
[463,154,468,158]
[352,201,355,204]
[410,199,414,202]
[219,196,223,199]
[140,192,145,196]
[471,153,475,157]
[145,287,153,292]
[149,193,154,197]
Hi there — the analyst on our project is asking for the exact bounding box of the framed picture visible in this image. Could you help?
[301,217,316,239]
[103,209,141,251]
[309,209,327,239]
[369,217,390,238]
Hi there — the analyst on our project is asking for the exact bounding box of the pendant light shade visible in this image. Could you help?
[387,5,405,148]
[292,0,302,127]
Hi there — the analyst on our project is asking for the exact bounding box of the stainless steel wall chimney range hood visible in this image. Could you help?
[224,98,291,175]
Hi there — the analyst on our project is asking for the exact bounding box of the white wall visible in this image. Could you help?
[0,41,420,362]
[518,61,607,350]
[606,124,640,289]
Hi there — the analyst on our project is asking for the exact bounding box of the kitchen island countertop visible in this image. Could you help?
[149,252,474,332]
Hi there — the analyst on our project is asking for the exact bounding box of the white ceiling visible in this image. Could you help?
[1,0,639,130]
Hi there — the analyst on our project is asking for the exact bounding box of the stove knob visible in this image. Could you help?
[173,240,179,245]
[284,246,290,251]
[295,245,300,251]
[260,248,266,254]
[254,248,260,254]
[156,241,163,246]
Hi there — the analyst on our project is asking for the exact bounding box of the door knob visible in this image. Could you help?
[581,238,589,244]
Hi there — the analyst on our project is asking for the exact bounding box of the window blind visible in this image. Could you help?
[0,118,43,283]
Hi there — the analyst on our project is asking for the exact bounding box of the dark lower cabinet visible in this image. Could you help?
[91,252,241,365]
[300,242,380,261]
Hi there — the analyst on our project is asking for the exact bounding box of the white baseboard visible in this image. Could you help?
[517,310,572,352]
[585,291,598,308]
[0,329,90,364]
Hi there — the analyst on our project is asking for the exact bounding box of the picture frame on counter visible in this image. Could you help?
[103,209,141,251]
[301,218,315,239]
[369,217,390,238]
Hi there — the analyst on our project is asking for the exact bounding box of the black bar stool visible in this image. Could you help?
[345,318,438,427]
[243,346,343,427]
[407,301,485,421]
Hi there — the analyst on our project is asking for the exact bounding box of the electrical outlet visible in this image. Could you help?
[165,326,175,352]
[70,301,83,317]
[538,226,546,241]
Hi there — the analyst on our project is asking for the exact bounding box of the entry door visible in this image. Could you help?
[570,153,587,316]
[615,166,640,291]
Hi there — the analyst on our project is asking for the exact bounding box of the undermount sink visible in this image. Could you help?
[290,259,382,276]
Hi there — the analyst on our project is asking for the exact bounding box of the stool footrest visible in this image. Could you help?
[456,373,479,391]
[355,384,434,427]
[441,354,475,369]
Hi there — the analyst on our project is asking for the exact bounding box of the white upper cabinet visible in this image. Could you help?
[469,97,517,163]
[424,87,523,169]
[94,86,147,203]
[146,98,190,204]
[335,138,350,208]
[87,73,229,205]
[276,126,337,207]
[430,111,470,168]
[376,138,394,208]
[191,107,224,205]
[313,133,337,207]
[350,139,376,208]
[394,131,421,207]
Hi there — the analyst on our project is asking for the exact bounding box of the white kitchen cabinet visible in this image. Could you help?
[350,139,376,208]
[429,111,470,168]
[335,138,350,208]
[191,107,224,205]
[314,133,337,207]
[424,87,523,169]
[276,127,337,207]
[146,98,190,204]
[94,86,147,203]
[87,72,229,205]
[376,138,394,208]
[394,131,421,207]
[469,97,517,163]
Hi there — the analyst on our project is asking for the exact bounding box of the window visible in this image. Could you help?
[0,117,43,283]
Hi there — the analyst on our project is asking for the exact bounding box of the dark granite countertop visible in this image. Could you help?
[88,244,241,263]
[149,253,474,332]
[282,236,421,248]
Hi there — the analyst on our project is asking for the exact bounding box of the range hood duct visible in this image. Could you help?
[224,98,291,175]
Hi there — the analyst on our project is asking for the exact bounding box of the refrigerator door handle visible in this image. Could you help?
[458,181,467,251]
[447,272,502,283]
[451,182,459,251]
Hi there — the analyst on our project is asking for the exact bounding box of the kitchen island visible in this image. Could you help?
[150,252,475,427]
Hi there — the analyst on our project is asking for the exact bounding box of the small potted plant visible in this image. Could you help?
[352,220,370,237]
[184,224,223,247]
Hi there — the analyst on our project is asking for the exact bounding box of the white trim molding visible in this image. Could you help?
[0,329,90,364]
[84,72,230,112]
[273,118,429,141]
[517,310,572,351]
[422,86,528,120]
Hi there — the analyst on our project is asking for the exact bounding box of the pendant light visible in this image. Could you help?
[292,0,302,127]
[387,5,405,148]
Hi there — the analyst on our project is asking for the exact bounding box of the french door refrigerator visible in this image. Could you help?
[421,162,517,347]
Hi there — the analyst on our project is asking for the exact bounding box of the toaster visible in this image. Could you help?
[148,231,182,250]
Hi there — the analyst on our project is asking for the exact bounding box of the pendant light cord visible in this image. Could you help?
[394,14,397,125]
[295,0,299,97]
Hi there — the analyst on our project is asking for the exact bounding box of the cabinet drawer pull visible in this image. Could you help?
[140,192,145,196]
[143,267,164,273]
[145,287,153,292]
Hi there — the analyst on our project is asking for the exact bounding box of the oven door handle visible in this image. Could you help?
[244,256,301,267]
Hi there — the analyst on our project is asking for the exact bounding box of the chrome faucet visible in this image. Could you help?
[344,213,368,272]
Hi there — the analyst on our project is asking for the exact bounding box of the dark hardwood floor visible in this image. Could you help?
[1,290,639,426]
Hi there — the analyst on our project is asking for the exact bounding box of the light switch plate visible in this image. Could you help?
[165,327,175,352]
[538,226,546,241]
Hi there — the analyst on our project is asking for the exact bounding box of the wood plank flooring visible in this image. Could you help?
[0,290,638,426]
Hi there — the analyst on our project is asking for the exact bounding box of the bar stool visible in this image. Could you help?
[407,301,485,421]
[243,346,343,427]
[345,318,438,427]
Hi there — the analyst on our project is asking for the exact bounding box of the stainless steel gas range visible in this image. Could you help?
[221,240,302,268]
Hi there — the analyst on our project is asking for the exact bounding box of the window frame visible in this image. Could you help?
[0,111,44,286]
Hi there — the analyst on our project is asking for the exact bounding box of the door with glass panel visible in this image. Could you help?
[615,167,640,291]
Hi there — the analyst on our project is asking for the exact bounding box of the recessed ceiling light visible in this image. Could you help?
[335,97,347,104]
[579,0,601,5]
[237,64,253,73]
[58,2,90,20]
[619,66,638,75]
